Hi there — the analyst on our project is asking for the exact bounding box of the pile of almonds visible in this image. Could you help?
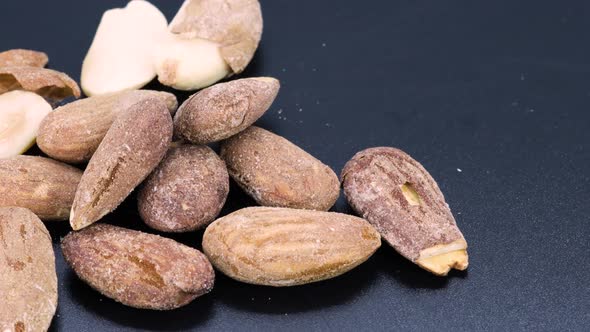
[0,0,469,330]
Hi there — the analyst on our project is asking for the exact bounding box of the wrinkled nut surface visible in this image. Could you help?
[0,207,57,332]
[38,90,177,164]
[138,145,229,232]
[0,156,83,221]
[81,0,168,96]
[0,66,80,101]
[169,0,263,74]
[203,207,381,286]
[62,224,215,310]
[70,98,172,230]
[0,90,52,159]
[341,147,469,276]
[221,126,340,211]
[174,77,279,144]
[0,49,48,68]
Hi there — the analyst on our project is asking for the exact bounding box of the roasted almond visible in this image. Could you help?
[37,90,177,164]
[0,66,80,101]
[174,77,280,144]
[0,207,57,332]
[203,207,381,286]
[0,49,48,68]
[0,156,82,221]
[341,147,468,276]
[221,126,340,211]
[138,144,229,232]
[62,224,214,310]
[70,97,172,230]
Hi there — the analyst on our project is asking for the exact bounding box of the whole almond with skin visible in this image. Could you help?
[221,126,340,211]
[0,66,80,101]
[174,77,279,144]
[62,224,214,310]
[203,207,381,286]
[0,156,82,221]
[341,147,469,276]
[0,49,48,68]
[70,98,172,230]
[138,144,229,232]
[0,207,57,332]
[38,90,178,164]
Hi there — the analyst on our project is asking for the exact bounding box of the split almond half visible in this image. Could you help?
[0,90,52,159]
[81,0,168,96]
[0,67,80,101]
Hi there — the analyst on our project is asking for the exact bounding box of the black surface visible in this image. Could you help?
[2,0,589,331]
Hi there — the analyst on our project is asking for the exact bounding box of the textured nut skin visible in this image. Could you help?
[203,207,381,286]
[221,126,340,211]
[0,156,83,221]
[70,98,172,230]
[38,90,178,164]
[341,147,468,275]
[61,224,214,310]
[174,77,279,144]
[169,0,263,74]
[0,66,80,100]
[0,207,57,332]
[0,49,48,68]
[138,145,229,232]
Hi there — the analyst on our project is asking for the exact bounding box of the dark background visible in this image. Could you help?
[1,0,589,330]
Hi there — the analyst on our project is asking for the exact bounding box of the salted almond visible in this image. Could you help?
[62,224,214,310]
[0,156,82,221]
[174,77,279,144]
[221,126,340,211]
[0,66,80,101]
[70,98,172,230]
[0,207,57,332]
[341,147,469,276]
[203,207,381,286]
[37,90,177,164]
[169,0,263,74]
[0,49,48,68]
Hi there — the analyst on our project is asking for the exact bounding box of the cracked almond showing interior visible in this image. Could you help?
[69,98,172,230]
[61,224,214,310]
[341,147,468,276]
[173,77,279,144]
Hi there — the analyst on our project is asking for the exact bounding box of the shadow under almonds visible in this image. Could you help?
[65,271,214,331]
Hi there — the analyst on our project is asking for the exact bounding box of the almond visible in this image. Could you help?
[70,97,172,230]
[0,66,80,101]
[202,207,381,286]
[341,147,469,276]
[61,224,214,310]
[0,49,48,68]
[0,207,57,332]
[0,156,83,221]
[138,144,229,232]
[221,126,340,211]
[37,90,177,164]
[174,77,280,144]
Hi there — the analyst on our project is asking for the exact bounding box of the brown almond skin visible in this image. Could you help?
[0,49,48,68]
[203,207,381,286]
[38,90,178,164]
[61,224,214,310]
[170,0,263,73]
[174,77,279,144]
[138,145,229,232]
[70,98,173,230]
[341,147,468,276]
[0,156,83,221]
[0,207,57,332]
[0,66,80,101]
[221,126,340,211]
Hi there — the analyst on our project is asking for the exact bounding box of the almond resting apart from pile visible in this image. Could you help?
[0,207,58,332]
[203,207,381,286]
[341,147,469,276]
[82,0,262,95]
